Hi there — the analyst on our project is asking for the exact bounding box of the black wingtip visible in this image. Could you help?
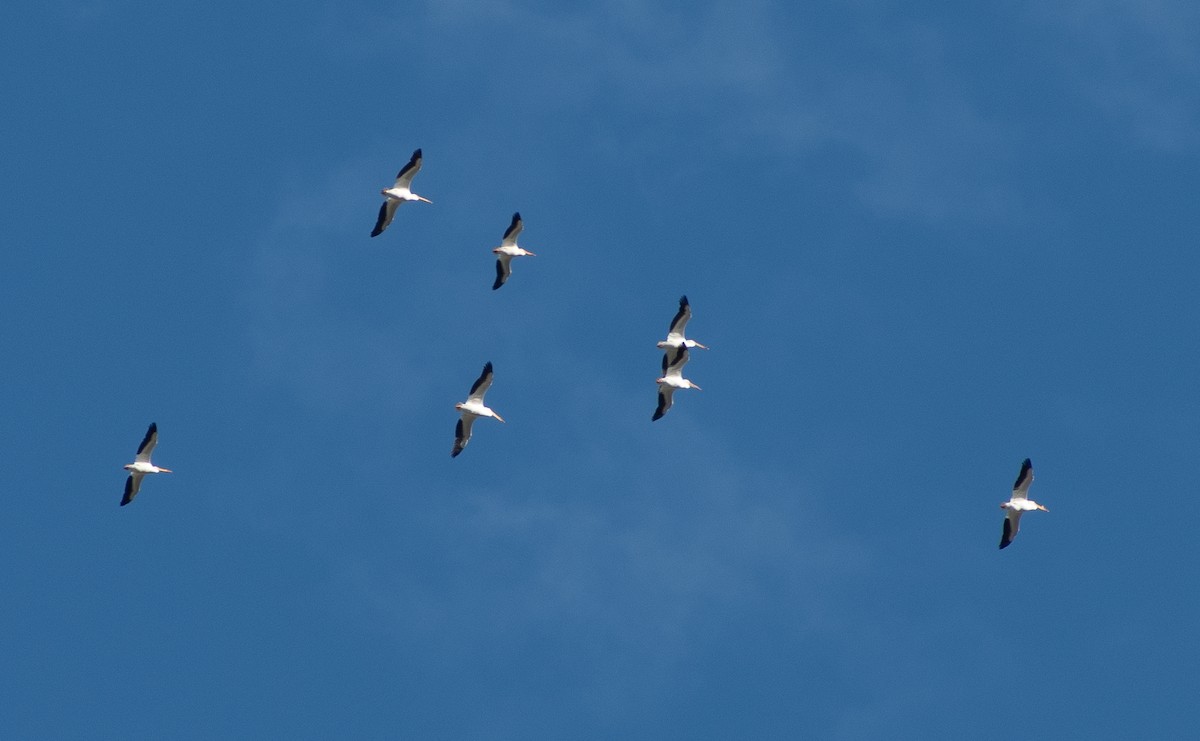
[482,361,493,374]
[679,295,689,306]
[371,201,388,237]
[999,518,1014,549]
[412,148,422,159]
[652,411,664,421]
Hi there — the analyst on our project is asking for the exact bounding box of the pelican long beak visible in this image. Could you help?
[691,384,703,391]
[159,468,173,473]
[1039,505,1049,512]
[417,196,433,204]
[494,414,506,423]
[525,251,537,257]
[695,342,709,350]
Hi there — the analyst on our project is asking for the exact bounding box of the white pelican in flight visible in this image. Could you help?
[452,362,505,457]
[999,458,1048,549]
[370,148,431,237]
[652,345,701,421]
[656,295,709,353]
[492,212,536,290]
[121,422,172,506]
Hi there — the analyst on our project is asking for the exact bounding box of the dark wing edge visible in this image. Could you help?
[668,295,691,333]
[468,362,494,396]
[451,418,467,458]
[1012,458,1033,493]
[493,259,507,290]
[502,212,522,242]
[397,148,423,180]
[370,201,390,237]
[999,513,1017,549]
[652,391,669,421]
[136,423,157,457]
[121,475,138,506]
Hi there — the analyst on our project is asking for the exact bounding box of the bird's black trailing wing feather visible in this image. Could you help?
[370,201,390,237]
[493,259,506,290]
[121,476,137,506]
[999,515,1016,549]
[1012,458,1033,492]
[668,295,690,333]
[452,418,466,458]
[652,391,669,421]
[136,423,157,457]
[468,362,494,396]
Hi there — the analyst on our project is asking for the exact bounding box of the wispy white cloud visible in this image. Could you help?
[1030,0,1200,151]
[384,0,1028,226]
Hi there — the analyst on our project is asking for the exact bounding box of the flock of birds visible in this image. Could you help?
[118,147,1051,549]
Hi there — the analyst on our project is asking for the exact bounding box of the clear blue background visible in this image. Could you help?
[3,1,1198,738]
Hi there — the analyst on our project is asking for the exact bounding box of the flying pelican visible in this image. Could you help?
[452,362,505,457]
[370,148,431,237]
[999,458,1048,549]
[121,422,172,506]
[492,212,536,290]
[657,295,709,353]
[652,346,701,421]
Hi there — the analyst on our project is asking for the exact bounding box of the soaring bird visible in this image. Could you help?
[656,295,709,353]
[492,212,536,290]
[999,458,1048,549]
[652,345,701,421]
[452,362,505,457]
[370,148,432,237]
[121,423,172,506]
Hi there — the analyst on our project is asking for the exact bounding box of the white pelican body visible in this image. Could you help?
[121,422,172,506]
[656,295,709,353]
[999,458,1048,549]
[453,362,505,457]
[652,346,701,421]
[371,148,432,237]
[492,212,536,290]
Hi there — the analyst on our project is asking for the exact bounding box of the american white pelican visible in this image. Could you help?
[452,362,505,457]
[121,422,172,506]
[370,148,431,237]
[652,346,701,421]
[492,212,536,290]
[999,458,1048,549]
[656,295,708,352]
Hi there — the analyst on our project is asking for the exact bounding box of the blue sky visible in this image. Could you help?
[3,1,1200,737]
